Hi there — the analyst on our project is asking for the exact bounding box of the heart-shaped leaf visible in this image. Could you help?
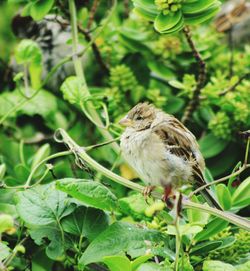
[56,178,117,211]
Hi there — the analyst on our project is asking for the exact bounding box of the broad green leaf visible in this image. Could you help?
[20,89,58,118]
[187,195,210,225]
[60,76,86,104]
[79,222,164,266]
[167,224,203,236]
[31,143,51,170]
[133,0,158,21]
[15,39,42,66]
[16,184,75,226]
[232,177,250,208]
[168,80,185,89]
[61,206,109,241]
[56,178,117,211]
[0,214,14,233]
[30,225,64,260]
[119,193,149,221]
[203,260,235,271]
[0,164,6,180]
[216,184,232,210]
[190,240,222,254]
[182,0,217,14]
[30,0,54,21]
[154,10,182,33]
[236,260,250,271]
[199,133,228,159]
[161,16,184,34]
[131,255,153,271]
[0,242,10,262]
[166,96,185,114]
[194,218,228,241]
[184,2,221,25]
[137,263,166,271]
[103,255,131,271]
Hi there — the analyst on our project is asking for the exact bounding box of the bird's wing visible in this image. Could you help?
[152,116,204,184]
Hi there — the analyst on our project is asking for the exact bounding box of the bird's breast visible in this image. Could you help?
[120,129,169,185]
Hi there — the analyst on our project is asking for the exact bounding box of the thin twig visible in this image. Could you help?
[189,137,250,197]
[228,28,234,77]
[181,26,206,125]
[189,164,250,197]
[87,0,100,30]
[124,0,130,18]
[219,72,250,96]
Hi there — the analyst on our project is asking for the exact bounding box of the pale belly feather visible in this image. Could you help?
[120,128,193,187]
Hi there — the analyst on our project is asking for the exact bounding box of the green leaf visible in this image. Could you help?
[16,184,75,226]
[79,222,164,266]
[168,80,185,89]
[166,96,185,114]
[137,263,166,271]
[187,195,210,225]
[20,89,58,118]
[232,177,250,208]
[60,76,86,104]
[199,133,229,159]
[167,224,203,236]
[216,184,232,210]
[0,214,14,233]
[131,255,153,271]
[194,218,228,241]
[56,178,117,211]
[30,0,54,21]
[190,240,222,255]
[184,2,221,25]
[119,193,149,221]
[0,164,6,180]
[15,39,42,65]
[103,255,131,271]
[61,206,109,241]
[0,242,10,262]
[203,260,235,271]
[31,143,51,170]
[182,0,217,14]
[30,225,64,260]
[154,10,182,33]
[132,0,158,21]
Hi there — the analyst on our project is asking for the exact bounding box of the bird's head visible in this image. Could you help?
[119,103,156,131]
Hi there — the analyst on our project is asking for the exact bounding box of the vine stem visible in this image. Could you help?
[68,0,120,153]
[56,128,250,231]
[189,137,250,197]
[181,26,206,125]
[24,150,72,188]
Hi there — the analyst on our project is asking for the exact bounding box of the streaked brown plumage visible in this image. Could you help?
[119,103,222,209]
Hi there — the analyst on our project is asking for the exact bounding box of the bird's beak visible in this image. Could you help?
[119,116,133,127]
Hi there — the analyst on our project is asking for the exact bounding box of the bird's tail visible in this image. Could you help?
[200,189,223,210]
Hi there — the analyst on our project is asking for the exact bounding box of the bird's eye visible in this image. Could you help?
[136,116,143,120]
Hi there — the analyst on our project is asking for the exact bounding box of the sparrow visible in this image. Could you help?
[119,103,222,210]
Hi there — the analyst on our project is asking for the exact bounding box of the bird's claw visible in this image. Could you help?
[142,186,155,204]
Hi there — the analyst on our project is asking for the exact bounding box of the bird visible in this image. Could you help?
[119,102,222,210]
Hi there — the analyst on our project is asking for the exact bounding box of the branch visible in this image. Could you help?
[219,72,250,96]
[68,0,119,153]
[87,0,100,30]
[181,26,207,125]
[55,128,250,231]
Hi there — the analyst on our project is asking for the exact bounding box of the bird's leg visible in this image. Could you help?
[142,185,156,203]
[162,184,173,209]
